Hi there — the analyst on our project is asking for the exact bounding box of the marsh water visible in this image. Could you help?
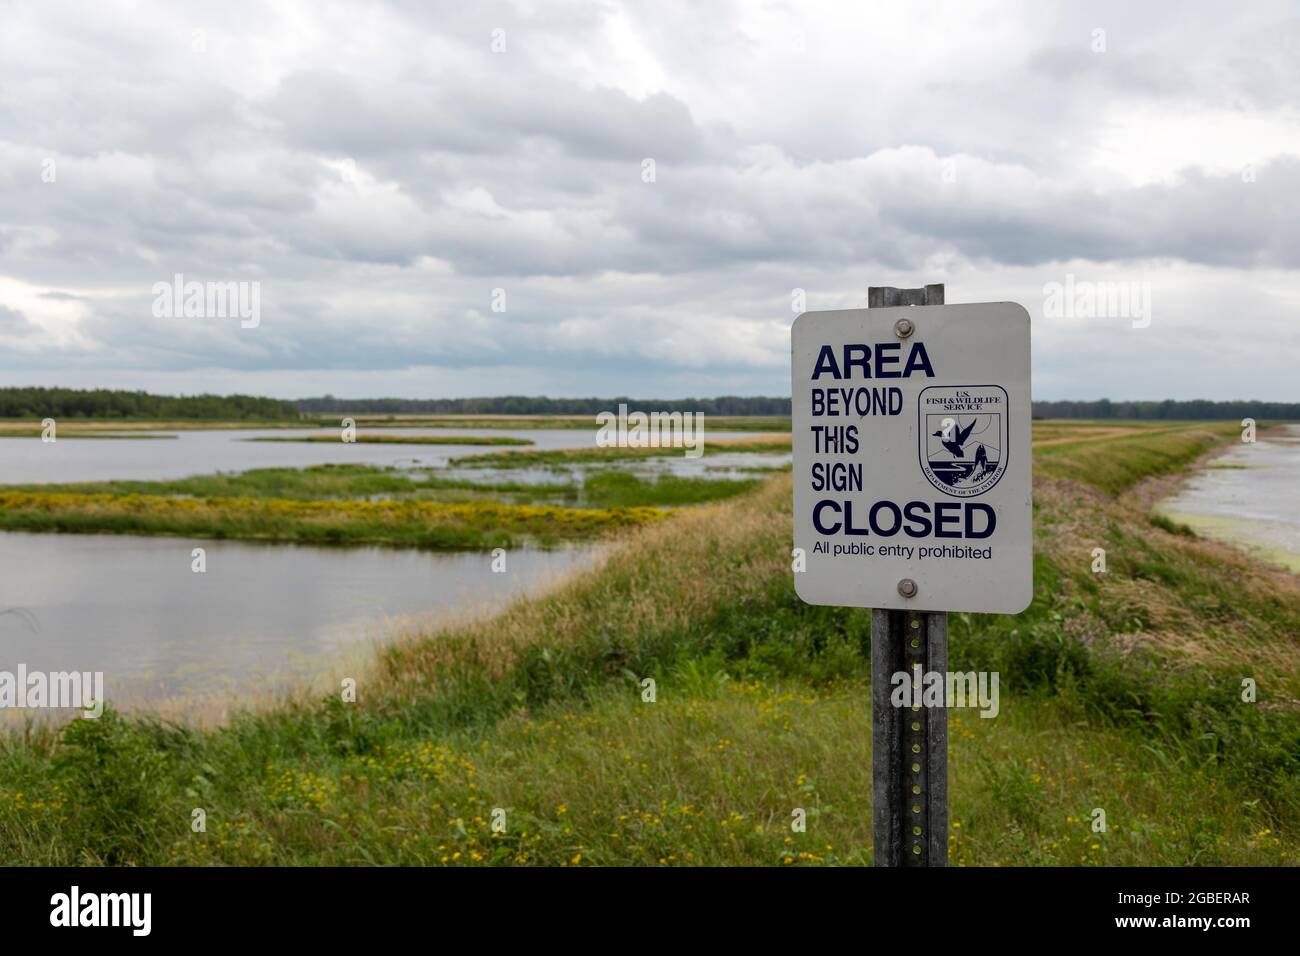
[0,427,772,484]
[0,426,786,712]
[0,531,595,712]
[1159,424,1300,571]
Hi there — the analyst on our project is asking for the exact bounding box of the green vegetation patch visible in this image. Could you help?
[1034,423,1238,495]
[455,438,792,469]
[0,490,664,549]
[9,463,760,512]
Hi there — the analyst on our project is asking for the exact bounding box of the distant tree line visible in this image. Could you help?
[296,395,795,416]
[304,395,1298,420]
[4,389,1292,422]
[1032,399,1300,420]
[0,388,301,420]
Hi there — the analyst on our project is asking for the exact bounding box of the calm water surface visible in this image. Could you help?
[0,428,764,484]
[1160,424,1300,569]
[0,426,782,713]
[0,532,595,710]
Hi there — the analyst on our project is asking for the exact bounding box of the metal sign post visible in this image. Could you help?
[868,283,947,867]
[789,284,1032,868]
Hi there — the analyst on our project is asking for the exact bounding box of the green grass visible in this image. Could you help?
[1148,513,1196,537]
[5,464,762,514]
[2,421,1297,865]
[576,471,759,507]
[0,490,665,550]
[7,466,440,501]
[454,437,792,469]
[1034,423,1237,495]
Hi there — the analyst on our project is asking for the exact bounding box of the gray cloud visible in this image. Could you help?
[0,0,1297,399]
[0,305,34,333]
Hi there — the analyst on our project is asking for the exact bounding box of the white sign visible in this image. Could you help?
[791,302,1032,614]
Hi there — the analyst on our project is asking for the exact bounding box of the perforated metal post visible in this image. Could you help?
[868,284,948,867]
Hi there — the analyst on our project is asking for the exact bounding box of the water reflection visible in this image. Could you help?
[0,532,595,710]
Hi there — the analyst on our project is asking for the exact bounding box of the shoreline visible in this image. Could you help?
[1147,424,1300,574]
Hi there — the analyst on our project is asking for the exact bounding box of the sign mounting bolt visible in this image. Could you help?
[894,318,915,338]
[897,578,918,598]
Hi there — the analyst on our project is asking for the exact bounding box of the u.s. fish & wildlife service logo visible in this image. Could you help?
[917,385,1009,497]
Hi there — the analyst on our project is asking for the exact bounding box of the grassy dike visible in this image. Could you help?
[3,422,1299,865]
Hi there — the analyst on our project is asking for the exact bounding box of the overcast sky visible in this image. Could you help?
[1,0,1297,400]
